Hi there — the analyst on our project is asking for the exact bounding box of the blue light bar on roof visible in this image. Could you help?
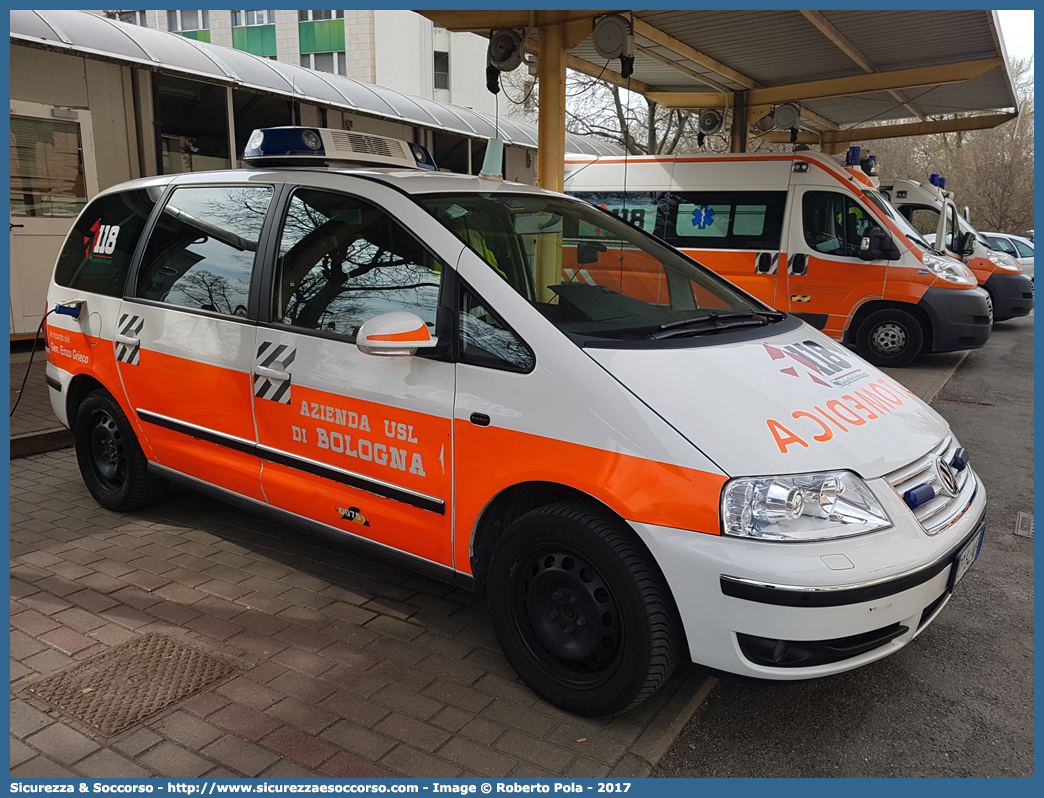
[243,127,437,171]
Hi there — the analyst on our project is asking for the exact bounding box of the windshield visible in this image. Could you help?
[417,193,772,341]
[863,190,931,249]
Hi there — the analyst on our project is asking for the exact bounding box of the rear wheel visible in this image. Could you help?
[855,308,924,368]
[74,389,167,511]
[487,501,683,716]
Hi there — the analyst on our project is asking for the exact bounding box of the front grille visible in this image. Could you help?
[886,436,977,535]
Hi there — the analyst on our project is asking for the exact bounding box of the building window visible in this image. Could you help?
[115,10,147,26]
[434,51,450,90]
[152,73,231,174]
[298,11,344,22]
[231,10,277,57]
[231,10,275,27]
[167,10,209,31]
[300,52,346,77]
[299,11,346,72]
[10,115,87,218]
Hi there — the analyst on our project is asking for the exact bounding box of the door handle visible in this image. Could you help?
[756,252,774,273]
[790,254,808,276]
[254,365,290,381]
[115,334,140,347]
[10,223,24,231]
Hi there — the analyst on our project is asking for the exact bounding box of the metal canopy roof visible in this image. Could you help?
[8,9,622,157]
[421,9,1020,151]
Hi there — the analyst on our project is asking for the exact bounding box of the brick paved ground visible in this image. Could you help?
[10,450,708,778]
[11,354,56,438]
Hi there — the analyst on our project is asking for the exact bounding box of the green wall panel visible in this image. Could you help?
[233,25,276,57]
[176,30,210,43]
[299,20,344,54]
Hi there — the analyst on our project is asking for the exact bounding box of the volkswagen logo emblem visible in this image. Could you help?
[936,458,959,497]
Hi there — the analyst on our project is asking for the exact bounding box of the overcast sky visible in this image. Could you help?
[997,9,1033,63]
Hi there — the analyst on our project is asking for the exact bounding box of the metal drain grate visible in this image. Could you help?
[25,634,236,737]
[1015,512,1034,538]
[935,391,997,406]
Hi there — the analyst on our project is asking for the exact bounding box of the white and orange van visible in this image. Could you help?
[879,177,1033,322]
[564,151,993,367]
[46,128,986,716]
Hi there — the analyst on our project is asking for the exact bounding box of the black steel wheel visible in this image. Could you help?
[74,388,167,511]
[488,501,683,716]
[855,308,924,368]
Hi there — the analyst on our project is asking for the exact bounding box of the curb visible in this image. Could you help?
[11,427,75,459]
[922,349,971,405]
[615,672,719,776]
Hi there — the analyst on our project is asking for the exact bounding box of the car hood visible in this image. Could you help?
[586,323,950,479]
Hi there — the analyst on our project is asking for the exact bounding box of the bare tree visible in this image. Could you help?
[867,57,1033,234]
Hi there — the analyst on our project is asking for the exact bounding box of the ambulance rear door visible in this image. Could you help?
[250,175,461,568]
[117,181,277,502]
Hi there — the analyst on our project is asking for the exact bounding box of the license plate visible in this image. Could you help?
[952,524,985,588]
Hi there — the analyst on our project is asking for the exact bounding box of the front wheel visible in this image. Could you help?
[74,388,168,511]
[855,308,924,368]
[487,501,684,716]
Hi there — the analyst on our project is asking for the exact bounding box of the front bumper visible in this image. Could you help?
[984,272,1034,321]
[917,286,992,353]
[630,465,987,680]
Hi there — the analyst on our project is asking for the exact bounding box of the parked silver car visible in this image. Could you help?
[981,232,1034,282]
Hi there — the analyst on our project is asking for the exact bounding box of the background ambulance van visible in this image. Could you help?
[879,177,1033,322]
[564,152,993,367]
[44,129,988,717]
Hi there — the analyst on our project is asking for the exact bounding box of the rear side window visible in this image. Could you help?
[1013,239,1033,258]
[664,191,786,250]
[568,191,666,237]
[54,189,161,297]
[136,185,272,316]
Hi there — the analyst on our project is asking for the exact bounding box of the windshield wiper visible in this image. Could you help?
[650,310,784,339]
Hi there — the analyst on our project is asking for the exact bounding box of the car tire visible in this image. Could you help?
[487,501,683,717]
[74,388,168,512]
[855,308,924,368]
[984,291,995,326]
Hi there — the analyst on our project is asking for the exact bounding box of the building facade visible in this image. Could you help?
[96,9,496,115]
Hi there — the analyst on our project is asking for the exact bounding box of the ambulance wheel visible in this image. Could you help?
[855,309,923,368]
[487,501,683,717]
[74,389,167,512]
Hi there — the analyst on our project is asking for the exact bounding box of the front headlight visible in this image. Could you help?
[923,252,978,285]
[986,249,1023,272]
[721,471,891,541]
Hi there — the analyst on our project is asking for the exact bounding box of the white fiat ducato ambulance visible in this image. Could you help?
[879,177,1033,322]
[564,151,993,368]
[45,128,986,717]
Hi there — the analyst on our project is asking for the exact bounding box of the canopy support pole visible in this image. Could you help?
[537,22,567,192]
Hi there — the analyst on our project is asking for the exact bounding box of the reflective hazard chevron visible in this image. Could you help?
[115,314,143,365]
[254,341,296,404]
